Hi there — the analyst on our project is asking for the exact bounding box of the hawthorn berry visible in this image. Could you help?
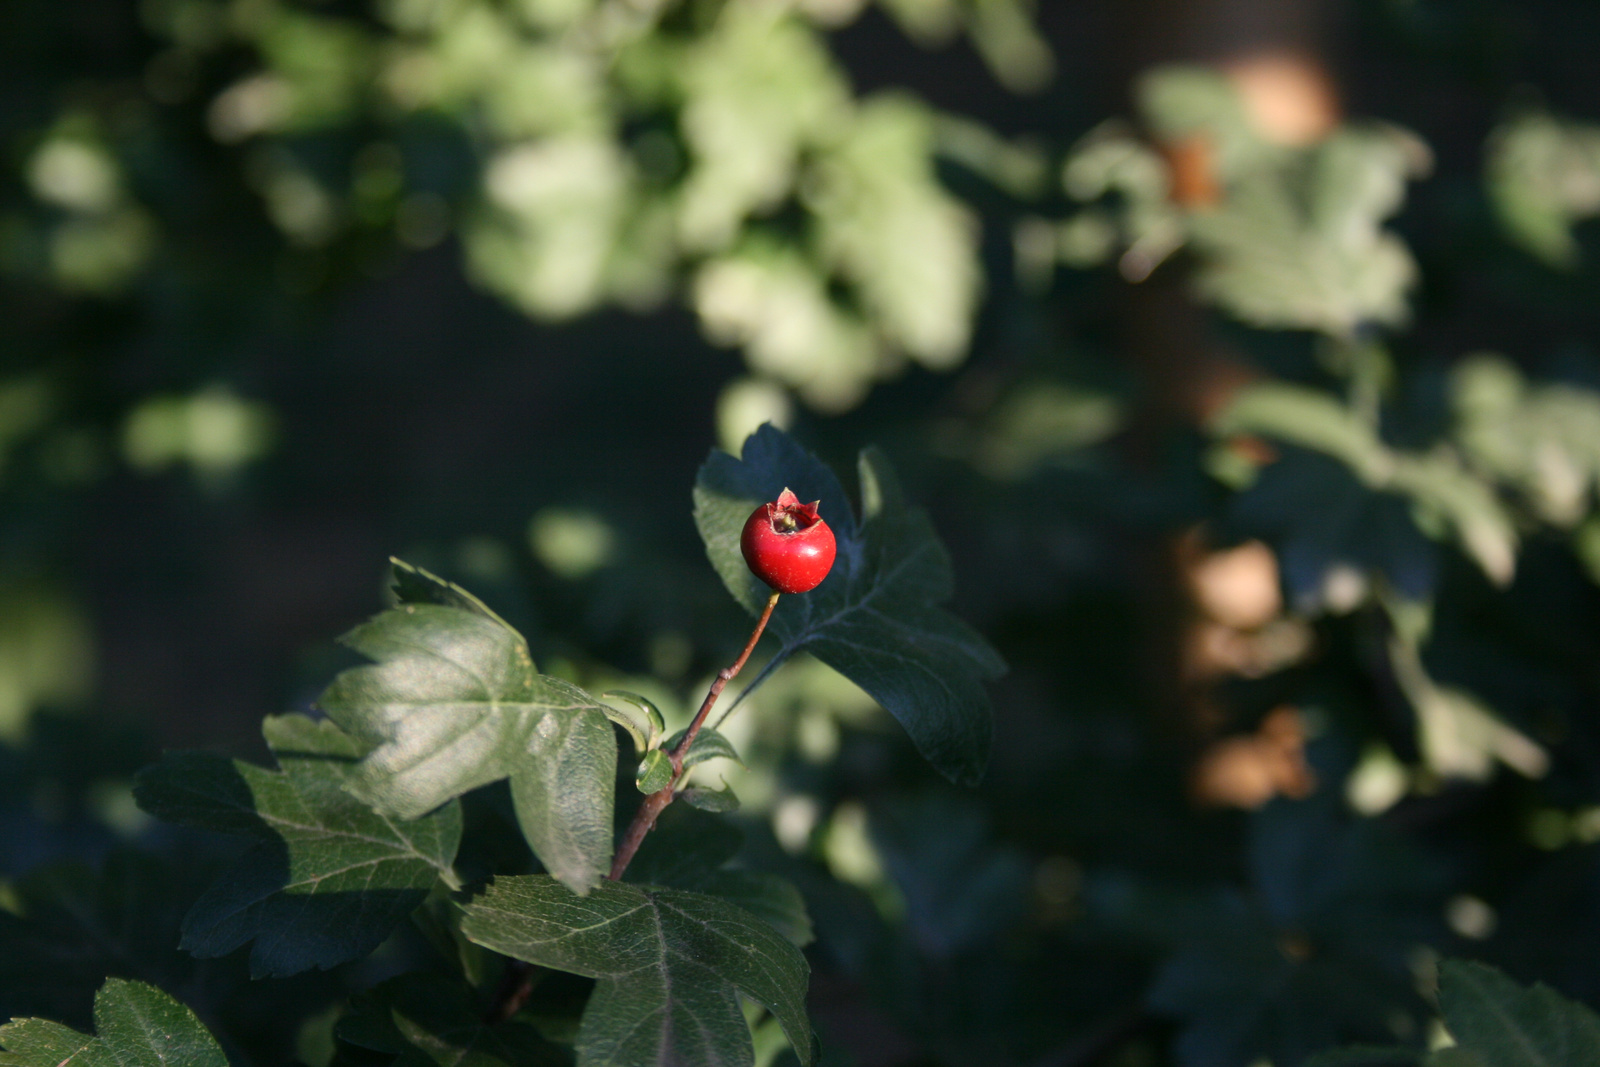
[740,488,837,594]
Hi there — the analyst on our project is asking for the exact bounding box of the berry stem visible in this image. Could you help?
[608,590,780,881]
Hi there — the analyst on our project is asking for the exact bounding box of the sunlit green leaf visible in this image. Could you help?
[1487,111,1600,268]
[390,557,517,630]
[635,749,672,794]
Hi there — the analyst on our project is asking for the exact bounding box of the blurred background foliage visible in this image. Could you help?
[10,0,1600,1064]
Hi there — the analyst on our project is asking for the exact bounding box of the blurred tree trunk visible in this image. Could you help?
[1111,0,1339,802]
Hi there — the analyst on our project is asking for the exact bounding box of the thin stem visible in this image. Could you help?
[608,591,779,882]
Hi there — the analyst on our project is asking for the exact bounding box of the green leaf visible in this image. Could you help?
[689,870,813,948]
[635,749,673,794]
[1303,1047,1426,1067]
[1213,384,1520,585]
[694,425,1005,785]
[664,727,744,770]
[134,713,462,977]
[1486,111,1600,269]
[390,557,517,631]
[1437,959,1600,1067]
[1212,383,1391,481]
[0,851,211,1031]
[617,806,813,947]
[600,691,666,754]
[0,979,226,1067]
[460,875,813,1067]
[335,973,567,1067]
[317,588,617,895]
[681,781,740,813]
[1187,126,1427,337]
[621,804,744,887]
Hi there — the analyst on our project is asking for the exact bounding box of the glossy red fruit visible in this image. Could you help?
[740,488,837,594]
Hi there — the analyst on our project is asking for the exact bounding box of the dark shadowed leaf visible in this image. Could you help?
[682,782,740,813]
[664,728,743,771]
[335,973,569,1067]
[0,979,226,1067]
[134,714,462,977]
[694,425,1005,785]
[618,807,812,947]
[460,875,813,1067]
[1102,797,1445,1067]
[316,577,617,894]
[1437,960,1600,1067]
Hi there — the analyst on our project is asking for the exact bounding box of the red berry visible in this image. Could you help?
[740,488,837,594]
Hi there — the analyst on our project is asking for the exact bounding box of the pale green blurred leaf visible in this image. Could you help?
[1190,126,1428,337]
[693,245,878,412]
[1487,111,1600,268]
[1438,960,1600,1067]
[469,135,635,319]
[1452,354,1600,527]
[811,95,980,371]
[1215,383,1519,585]
[676,4,848,251]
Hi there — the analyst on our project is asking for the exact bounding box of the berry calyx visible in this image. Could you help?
[740,488,837,594]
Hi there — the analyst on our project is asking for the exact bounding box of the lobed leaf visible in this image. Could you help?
[618,806,813,948]
[694,425,1005,785]
[0,979,226,1067]
[134,714,461,977]
[335,973,567,1067]
[1437,960,1600,1067]
[636,749,673,794]
[460,875,813,1067]
[317,573,617,895]
[681,782,740,813]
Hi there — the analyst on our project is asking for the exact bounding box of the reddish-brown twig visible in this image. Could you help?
[608,590,779,880]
